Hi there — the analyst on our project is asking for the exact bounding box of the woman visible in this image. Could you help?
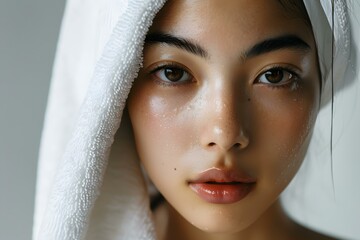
[33,0,358,239]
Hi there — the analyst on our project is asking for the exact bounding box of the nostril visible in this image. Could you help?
[208,142,216,147]
[234,143,241,148]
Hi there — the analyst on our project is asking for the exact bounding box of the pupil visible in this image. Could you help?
[265,70,283,83]
[165,68,183,82]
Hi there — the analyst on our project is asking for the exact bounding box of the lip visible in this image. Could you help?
[189,168,256,204]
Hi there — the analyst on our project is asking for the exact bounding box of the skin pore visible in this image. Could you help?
[127,0,333,239]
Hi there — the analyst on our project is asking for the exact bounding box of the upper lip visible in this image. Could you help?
[189,167,256,184]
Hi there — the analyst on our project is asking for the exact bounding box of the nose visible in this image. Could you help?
[199,83,249,152]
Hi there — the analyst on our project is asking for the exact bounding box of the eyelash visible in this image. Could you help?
[149,62,194,87]
[255,65,300,89]
[148,63,300,88]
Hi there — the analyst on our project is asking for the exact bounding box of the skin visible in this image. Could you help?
[127,0,332,239]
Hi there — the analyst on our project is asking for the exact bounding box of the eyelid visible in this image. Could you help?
[149,61,191,73]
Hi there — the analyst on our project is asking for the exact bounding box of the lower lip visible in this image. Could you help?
[189,182,254,204]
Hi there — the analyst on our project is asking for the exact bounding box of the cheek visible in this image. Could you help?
[251,84,319,186]
[127,83,195,186]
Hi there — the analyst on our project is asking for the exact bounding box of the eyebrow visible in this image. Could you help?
[145,32,310,60]
[145,32,208,58]
[243,34,311,59]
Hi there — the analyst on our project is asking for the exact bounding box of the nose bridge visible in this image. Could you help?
[214,86,238,135]
[201,79,249,151]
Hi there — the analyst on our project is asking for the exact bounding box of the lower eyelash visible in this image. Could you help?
[266,79,299,90]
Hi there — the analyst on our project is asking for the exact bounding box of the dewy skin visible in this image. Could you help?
[127,0,327,239]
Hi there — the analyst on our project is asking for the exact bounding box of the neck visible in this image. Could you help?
[163,200,298,240]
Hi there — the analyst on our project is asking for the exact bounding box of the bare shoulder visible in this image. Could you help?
[292,222,340,240]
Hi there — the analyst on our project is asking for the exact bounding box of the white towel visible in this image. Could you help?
[33,0,166,239]
[282,1,360,239]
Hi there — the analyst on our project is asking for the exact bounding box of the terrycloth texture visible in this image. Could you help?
[34,0,166,239]
[33,1,128,237]
[33,0,359,239]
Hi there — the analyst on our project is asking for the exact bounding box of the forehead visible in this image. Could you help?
[149,0,313,56]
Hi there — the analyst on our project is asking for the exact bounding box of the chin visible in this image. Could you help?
[194,221,249,235]
[186,208,255,235]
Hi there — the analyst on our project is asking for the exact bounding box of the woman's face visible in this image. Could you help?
[128,0,320,233]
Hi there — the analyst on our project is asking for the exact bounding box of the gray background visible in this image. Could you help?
[0,0,65,239]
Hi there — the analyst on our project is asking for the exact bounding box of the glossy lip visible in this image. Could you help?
[189,167,256,204]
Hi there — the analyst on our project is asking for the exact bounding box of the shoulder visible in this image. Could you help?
[292,222,340,240]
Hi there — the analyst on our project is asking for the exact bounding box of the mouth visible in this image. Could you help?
[188,168,256,204]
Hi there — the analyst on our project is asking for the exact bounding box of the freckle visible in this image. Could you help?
[247,98,251,102]
[174,168,177,171]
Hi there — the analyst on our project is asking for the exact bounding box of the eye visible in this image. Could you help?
[153,66,192,84]
[257,67,298,86]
